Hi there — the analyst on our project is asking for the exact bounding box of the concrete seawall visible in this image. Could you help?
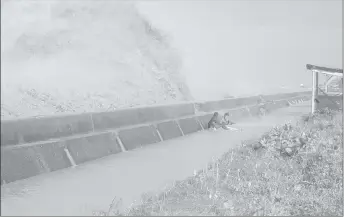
[0,91,311,184]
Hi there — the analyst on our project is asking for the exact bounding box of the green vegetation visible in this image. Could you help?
[101,108,343,216]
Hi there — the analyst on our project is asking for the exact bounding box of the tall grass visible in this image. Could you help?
[99,108,343,216]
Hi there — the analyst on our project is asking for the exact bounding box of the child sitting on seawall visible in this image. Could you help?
[208,112,240,131]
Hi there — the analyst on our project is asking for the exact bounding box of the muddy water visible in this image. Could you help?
[1,102,311,216]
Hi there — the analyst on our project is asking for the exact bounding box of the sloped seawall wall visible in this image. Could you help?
[1,91,311,184]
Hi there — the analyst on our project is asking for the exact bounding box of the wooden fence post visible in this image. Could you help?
[311,70,319,114]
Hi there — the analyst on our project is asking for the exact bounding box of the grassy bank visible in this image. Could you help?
[101,109,342,216]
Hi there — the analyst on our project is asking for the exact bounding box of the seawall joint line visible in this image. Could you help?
[175,120,185,136]
[153,124,164,142]
[196,117,204,131]
[115,133,127,152]
[64,147,77,168]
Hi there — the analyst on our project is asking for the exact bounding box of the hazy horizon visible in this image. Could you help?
[137,0,342,99]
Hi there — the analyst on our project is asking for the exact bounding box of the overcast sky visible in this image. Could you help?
[137,0,342,98]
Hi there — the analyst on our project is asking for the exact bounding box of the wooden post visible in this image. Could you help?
[325,75,338,94]
[341,78,343,108]
[324,76,331,93]
[311,70,319,113]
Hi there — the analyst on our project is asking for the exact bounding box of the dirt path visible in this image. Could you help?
[1,102,311,216]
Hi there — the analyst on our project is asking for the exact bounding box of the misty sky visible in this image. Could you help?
[137,0,342,98]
